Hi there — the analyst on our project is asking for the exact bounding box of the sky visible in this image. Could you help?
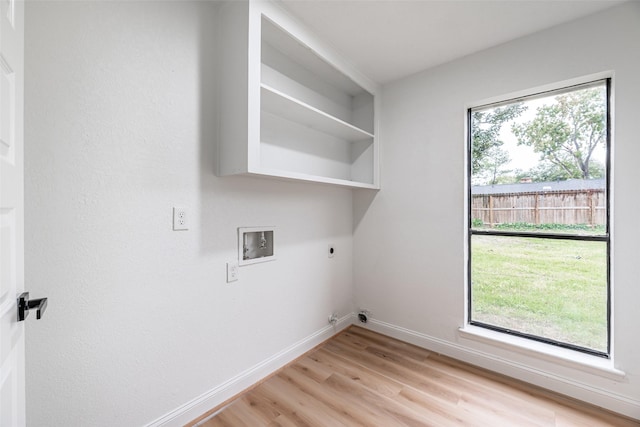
[493,92,606,175]
[498,96,546,172]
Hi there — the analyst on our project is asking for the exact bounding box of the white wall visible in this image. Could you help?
[24,1,640,425]
[24,2,354,426]
[354,1,640,419]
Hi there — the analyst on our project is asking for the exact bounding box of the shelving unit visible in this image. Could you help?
[217,1,380,189]
[260,85,374,143]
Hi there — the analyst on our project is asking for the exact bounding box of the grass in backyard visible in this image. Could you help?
[472,221,606,235]
[471,235,608,353]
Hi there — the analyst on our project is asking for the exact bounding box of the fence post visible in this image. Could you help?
[588,190,595,227]
[489,195,494,228]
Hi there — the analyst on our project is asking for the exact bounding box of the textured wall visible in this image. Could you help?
[354,1,640,419]
[24,2,354,425]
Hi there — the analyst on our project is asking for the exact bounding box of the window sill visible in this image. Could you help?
[458,325,626,381]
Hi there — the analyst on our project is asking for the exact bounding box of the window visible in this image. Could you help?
[467,80,610,357]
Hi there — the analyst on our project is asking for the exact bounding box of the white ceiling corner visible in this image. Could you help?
[278,0,627,84]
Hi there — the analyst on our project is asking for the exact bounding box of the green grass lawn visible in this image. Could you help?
[471,235,608,353]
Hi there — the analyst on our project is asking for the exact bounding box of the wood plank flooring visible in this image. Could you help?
[193,326,639,426]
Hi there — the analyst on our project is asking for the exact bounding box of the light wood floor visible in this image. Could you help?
[193,326,639,426]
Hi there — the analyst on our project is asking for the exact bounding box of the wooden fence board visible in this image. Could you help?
[471,189,605,227]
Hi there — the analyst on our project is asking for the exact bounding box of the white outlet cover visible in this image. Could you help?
[173,207,188,231]
[227,262,239,282]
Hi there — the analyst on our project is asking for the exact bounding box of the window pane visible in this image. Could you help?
[470,84,607,235]
[470,234,607,353]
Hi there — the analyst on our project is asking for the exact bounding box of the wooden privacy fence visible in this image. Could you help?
[471,189,606,227]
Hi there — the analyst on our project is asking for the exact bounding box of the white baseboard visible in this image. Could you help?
[146,315,639,425]
[144,314,353,427]
[362,318,640,421]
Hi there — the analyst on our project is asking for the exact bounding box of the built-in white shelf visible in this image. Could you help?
[260,84,374,143]
[217,1,380,189]
[249,167,379,190]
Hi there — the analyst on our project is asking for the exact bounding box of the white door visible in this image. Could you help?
[0,0,25,425]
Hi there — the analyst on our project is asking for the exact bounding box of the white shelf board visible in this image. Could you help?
[261,16,366,96]
[261,84,374,142]
[249,166,379,190]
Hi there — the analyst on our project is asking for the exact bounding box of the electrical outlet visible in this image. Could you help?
[173,207,188,231]
[358,309,370,323]
[227,262,239,283]
[328,312,338,325]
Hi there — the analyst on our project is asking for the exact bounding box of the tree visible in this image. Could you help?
[516,159,605,183]
[472,103,527,178]
[512,87,606,180]
[476,145,511,185]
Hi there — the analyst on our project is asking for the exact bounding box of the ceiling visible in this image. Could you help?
[278,0,626,85]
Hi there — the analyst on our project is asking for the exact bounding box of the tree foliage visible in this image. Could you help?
[471,103,526,178]
[516,160,605,183]
[512,87,606,180]
[476,145,511,185]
